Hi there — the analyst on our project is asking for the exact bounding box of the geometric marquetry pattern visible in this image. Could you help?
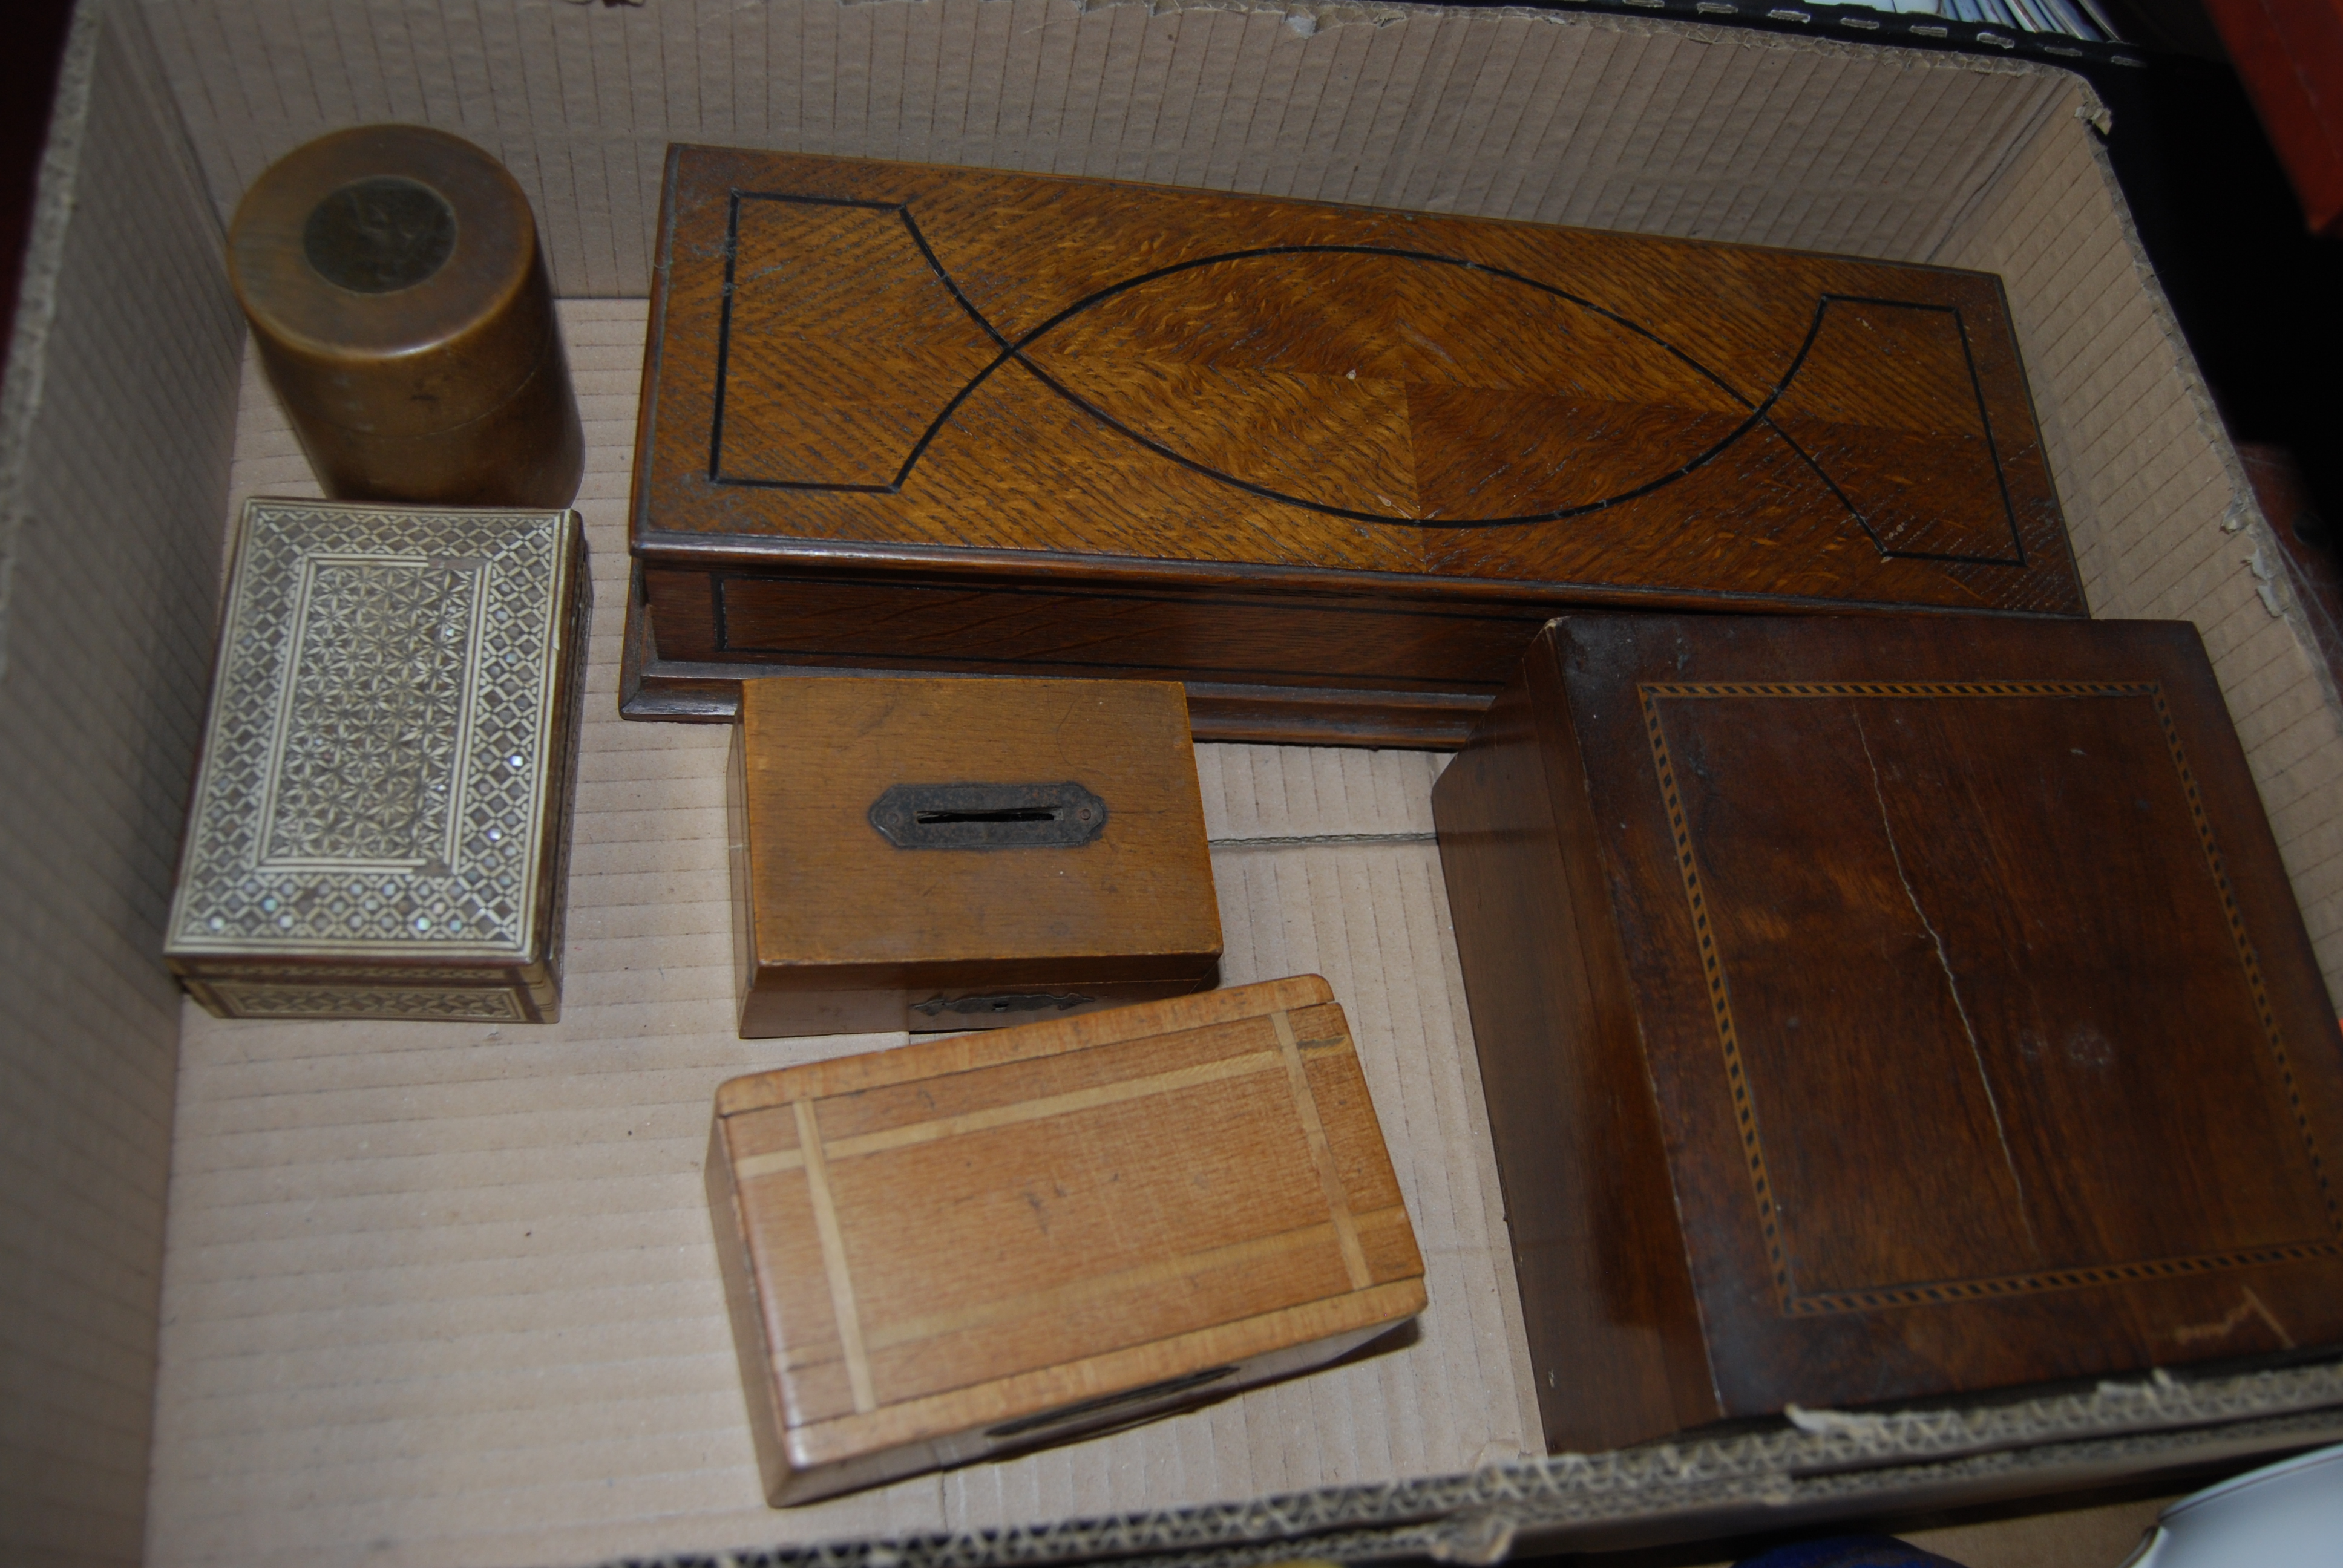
[168,501,569,958]
[261,557,480,868]
[207,982,526,1021]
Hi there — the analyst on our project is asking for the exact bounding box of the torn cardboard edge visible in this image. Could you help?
[582,1355,2343,1568]
[0,0,103,678]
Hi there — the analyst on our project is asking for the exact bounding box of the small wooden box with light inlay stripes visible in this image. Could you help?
[704,975,1426,1504]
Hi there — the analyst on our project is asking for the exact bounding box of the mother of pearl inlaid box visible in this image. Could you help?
[166,498,589,1023]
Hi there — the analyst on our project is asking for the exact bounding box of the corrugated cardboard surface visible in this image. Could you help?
[1935,87,2343,996]
[142,0,2075,296]
[142,304,1538,1566]
[0,4,243,1563]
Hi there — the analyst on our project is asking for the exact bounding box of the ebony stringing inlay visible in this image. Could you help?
[628,149,2082,742]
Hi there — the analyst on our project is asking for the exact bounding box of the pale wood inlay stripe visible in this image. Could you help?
[795,1206,1415,1369]
[1273,1009,1371,1289]
[793,1099,876,1414]
[733,1048,1286,1180]
[734,1149,807,1180]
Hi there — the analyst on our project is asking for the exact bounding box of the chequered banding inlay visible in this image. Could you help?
[209,983,525,1021]
[1784,1241,2343,1316]
[2143,686,2341,1240]
[1637,678,2341,1318]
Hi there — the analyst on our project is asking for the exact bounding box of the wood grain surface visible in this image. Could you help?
[730,675,1221,1036]
[628,148,2080,737]
[707,975,1427,1503]
[1432,614,2343,1452]
[229,126,584,508]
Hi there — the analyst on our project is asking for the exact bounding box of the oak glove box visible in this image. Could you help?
[1432,613,2343,1453]
[706,975,1427,1504]
[727,674,1221,1036]
[625,148,2081,747]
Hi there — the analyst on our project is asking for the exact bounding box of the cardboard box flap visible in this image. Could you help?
[142,2,2092,297]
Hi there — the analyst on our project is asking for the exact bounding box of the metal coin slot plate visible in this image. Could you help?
[910,991,1096,1019]
[868,782,1106,849]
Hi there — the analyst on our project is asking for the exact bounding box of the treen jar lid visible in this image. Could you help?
[228,124,545,437]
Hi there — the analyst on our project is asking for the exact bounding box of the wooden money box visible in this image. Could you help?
[626,147,2080,745]
[1431,613,2343,1452]
[166,499,590,1022]
[705,975,1426,1503]
[729,675,1221,1036]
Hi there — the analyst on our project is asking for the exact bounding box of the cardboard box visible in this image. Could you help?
[5,3,2341,1566]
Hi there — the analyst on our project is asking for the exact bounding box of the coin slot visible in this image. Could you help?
[869,782,1107,849]
[911,991,1093,1019]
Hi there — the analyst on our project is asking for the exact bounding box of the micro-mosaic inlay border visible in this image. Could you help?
[206,984,528,1021]
[1636,679,2342,1318]
[168,501,574,959]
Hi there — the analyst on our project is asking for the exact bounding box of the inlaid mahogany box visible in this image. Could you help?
[729,675,1220,1036]
[166,499,590,1023]
[1431,613,2343,1452]
[706,975,1426,1503]
[626,147,2081,745]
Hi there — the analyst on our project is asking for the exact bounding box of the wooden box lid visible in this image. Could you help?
[706,976,1427,1503]
[634,146,2079,615]
[731,675,1221,1034]
[1432,614,2343,1452]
